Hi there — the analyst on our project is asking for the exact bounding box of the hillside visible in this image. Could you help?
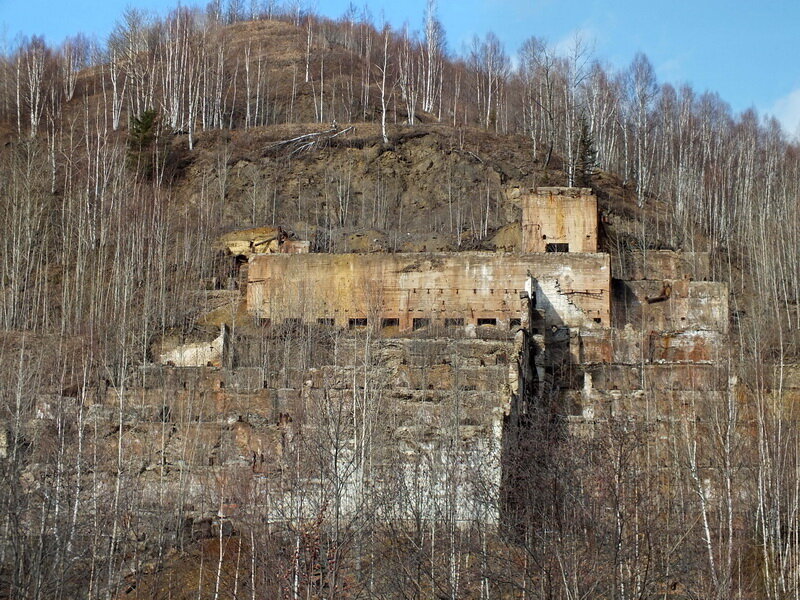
[0,5,798,600]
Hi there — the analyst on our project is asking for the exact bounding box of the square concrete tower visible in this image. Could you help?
[520,187,598,253]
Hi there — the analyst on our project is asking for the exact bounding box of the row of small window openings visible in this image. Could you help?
[357,317,520,330]
[261,317,522,329]
[410,288,519,294]
[265,316,598,328]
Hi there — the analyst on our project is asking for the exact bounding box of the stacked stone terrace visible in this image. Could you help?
[115,335,516,523]
[574,250,729,425]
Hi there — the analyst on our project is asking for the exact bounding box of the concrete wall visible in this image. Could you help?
[247,252,611,331]
[520,187,598,253]
[102,337,519,523]
[614,250,711,281]
[613,280,729,333]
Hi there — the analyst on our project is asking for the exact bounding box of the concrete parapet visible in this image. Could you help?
[613,279,728,333]
[614,250,711,281]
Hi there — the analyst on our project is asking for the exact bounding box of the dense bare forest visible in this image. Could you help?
[1,1,799,598]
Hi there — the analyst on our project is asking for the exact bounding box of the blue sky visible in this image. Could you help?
[2,0,799,135]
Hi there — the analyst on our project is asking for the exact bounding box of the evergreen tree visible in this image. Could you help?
[127,108,159,178]
[577,116,598,187]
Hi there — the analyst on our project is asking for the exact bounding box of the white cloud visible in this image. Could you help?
[553,26,598,58]
[770,88,800,139]
[655,57,684,83]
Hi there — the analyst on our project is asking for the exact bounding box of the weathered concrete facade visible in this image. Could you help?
[520,187,598,253]
[560,250,731,427]
[91,335,518,524]
[247,252,611,331]
[615,250,711,281]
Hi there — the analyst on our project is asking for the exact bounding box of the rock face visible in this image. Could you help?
[158,325,230,367]
[216,226,310,258]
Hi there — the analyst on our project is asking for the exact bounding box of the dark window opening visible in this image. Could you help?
[477,318,497,327]
[317,318,335,326]
[381,318,400,328]
[259,318,271,327]
[218,381,225,389]
[412,318,430,330]
[510,318,522,328]
[284,318,302,327]
[593,317,602,324]
[546,243,569,253]
[349,318,368,329]
[444,318,464,327]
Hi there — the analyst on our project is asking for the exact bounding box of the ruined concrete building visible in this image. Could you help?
[246,188,607,335]
[106,187,730,527]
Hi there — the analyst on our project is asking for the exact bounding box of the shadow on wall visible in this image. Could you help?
[612,278,644,329]
[500,282,583,539]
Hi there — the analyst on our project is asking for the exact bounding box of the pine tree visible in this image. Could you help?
[127,108,159,178]
[577,116,598,187]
